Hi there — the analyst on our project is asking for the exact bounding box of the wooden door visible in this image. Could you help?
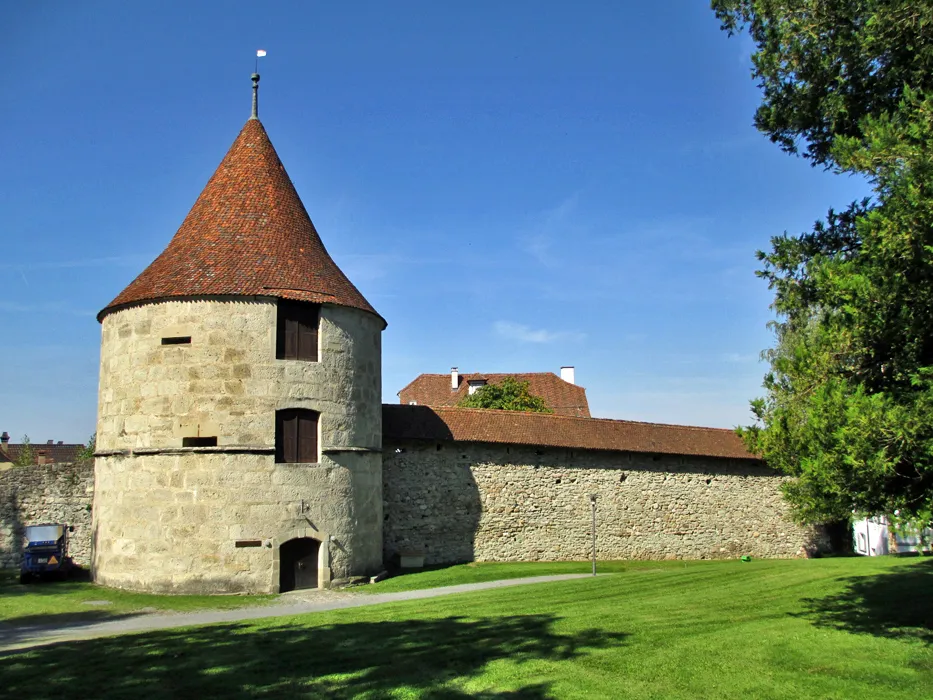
[280,538,319,592]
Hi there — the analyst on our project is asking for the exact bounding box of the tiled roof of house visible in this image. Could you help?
[382,404,757,460]
[398,373,590,418]
[98,117,383,326]
[0,441,84,465]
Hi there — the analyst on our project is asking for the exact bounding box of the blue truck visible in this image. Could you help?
[20,523,73,583]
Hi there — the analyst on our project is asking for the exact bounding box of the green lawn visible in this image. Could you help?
[0,570,274,625]
[365,560,640,593]
[3,557,932,698]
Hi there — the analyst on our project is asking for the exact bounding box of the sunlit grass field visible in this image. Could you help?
[3,557,932,698]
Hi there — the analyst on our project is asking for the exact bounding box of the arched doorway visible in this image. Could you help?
[280,537,320,592]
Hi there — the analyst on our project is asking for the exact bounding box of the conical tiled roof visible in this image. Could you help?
[98,118,383,325]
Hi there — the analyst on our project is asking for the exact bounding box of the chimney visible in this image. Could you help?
[560,366,575,385]
[47,440,54,445]
[451,367,459,391]
[0,432,8,456]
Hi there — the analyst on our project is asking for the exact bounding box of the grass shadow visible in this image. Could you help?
[0,613,627,698]
[0,610,146,648]
[0,568,91,597]
[795,557,933,643]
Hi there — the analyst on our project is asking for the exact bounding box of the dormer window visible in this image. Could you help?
[467,379,487,395]
[276,300,319,362]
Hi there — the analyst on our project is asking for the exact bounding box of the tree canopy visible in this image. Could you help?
[712,0,933,167]
[77,433,96,465]
[715,1,933,523]
[458,377,553,413]
[14,435,34,467]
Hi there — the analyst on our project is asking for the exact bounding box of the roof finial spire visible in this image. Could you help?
[251,72,260,119]
[251,50,267,120]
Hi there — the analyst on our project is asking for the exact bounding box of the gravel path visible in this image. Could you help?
[0,574,594,653]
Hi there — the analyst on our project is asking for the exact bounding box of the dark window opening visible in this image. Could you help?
[162,336,191,345]
[276,408,319,463]
[280,537,319,592]
[183,436,217,447]
[276,300,319,361]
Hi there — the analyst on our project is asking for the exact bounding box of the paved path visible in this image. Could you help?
[0,574,593,653]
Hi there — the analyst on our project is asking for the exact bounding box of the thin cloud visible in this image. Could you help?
[494,320,586,344]
[0,254,150,271]
[721,352,759,364]
[333,250,454,283]
[738,33,757,66]
[519,194,582,268]
[0,301,95,317]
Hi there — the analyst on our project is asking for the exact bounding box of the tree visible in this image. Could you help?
[77,433,96,465]
[458,377,553,413]
[14,435,34,467]
[712,0,933,168]
[715,2,933,522]
[744,92,933,522]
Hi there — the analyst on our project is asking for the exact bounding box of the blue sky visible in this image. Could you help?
[1,2,869,442]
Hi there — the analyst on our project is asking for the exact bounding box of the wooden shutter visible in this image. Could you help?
[277,301,318,362]
[277,411,298,463]
[276,302,298,360]
[285,316,299,360]
[297,307,318,361]
[276,409,318,463]
[297,412,318,463]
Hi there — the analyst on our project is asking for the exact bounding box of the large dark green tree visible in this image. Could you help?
[712,1,933,167]
[714,1,933,522]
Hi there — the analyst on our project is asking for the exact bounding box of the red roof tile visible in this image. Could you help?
[0,442,83,465]
[398,372,590,418]
[99,118,383,325]
[382,405,756,460]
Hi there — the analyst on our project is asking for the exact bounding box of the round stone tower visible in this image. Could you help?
[92,75,385,593]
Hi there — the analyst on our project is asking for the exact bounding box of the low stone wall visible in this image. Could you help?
[383,440,825,564]
[0,461,94,569]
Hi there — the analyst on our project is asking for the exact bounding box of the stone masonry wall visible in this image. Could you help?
[0,462,94,569]
[383,440,824,564]
[93,450,382,594]
[93,298,383,593]
[2,439,824,582]
[96,298,383,451]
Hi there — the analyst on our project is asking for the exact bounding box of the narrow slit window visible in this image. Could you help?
[276,409,319,463]
[276,301,319,361]
[162,336,192,345]
[182,436,217,447]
